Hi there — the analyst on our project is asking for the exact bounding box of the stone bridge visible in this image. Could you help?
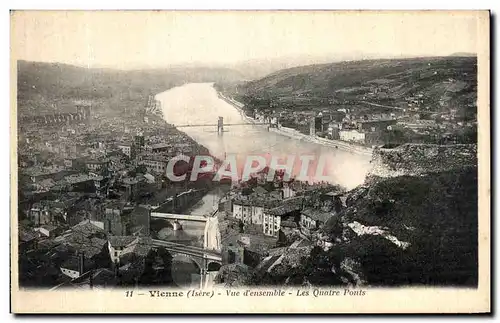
[151,239,222,288]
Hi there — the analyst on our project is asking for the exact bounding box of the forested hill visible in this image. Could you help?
[17,60,244,116]
[235,56,477,119]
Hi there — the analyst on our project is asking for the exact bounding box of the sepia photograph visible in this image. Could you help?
[9,10,490,313]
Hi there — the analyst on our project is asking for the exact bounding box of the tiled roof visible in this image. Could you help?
[267,196,304,216]
[233,195,281,209]
[19,229,37,242]
[108,236,138,248]
[301,208,333,223]
[253,186,268,195]
[40,224,58,232]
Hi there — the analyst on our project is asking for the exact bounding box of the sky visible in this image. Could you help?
[11,11,481,69]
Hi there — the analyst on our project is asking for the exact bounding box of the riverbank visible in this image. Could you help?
[217,92,258,125]
[217,91,373,157]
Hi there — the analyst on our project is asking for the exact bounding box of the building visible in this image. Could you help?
[282,184,296,199]
[129,205,151,236]
[107,236,139,264]
[19,228,38,252]
[262,210,281,237]
[262,196,303,237]
[357,119,397,133]
[327,123,341,139]
[36,224,61,238]
[232,196,281,225]
[232,200,252,224]
[75,102,92,119]
[309,115,316,136]
[150,143,170,153]
[121,177,139,201]
[59,252,87,279]
[22,166,68,183]
[63,173,105,194]
[300,208,333,231]
[339,129,366,143]
[138,155,169,174]
[85,160,109,172]
[222,244,245,265]
[52,268,118,290]
[134,132,145,149]
[117,143,133,158]
[29,203,51,225]
[104,201,127,236]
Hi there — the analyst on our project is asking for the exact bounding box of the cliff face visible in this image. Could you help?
[342,166,478,286]
[222,143,478,287]
[369,143,477,178]
[334,143,479,286]
[263,144,479,287]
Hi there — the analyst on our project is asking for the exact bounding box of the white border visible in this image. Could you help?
[2,1,497,322]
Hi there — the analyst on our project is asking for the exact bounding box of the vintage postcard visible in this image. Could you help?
[10,10,490,313]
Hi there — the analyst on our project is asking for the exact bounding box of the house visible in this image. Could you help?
[104,201,128,236]
[29,202,51,225]
[60,252,88,279]
[63,173,105,194]
[117,143,133,158]
[231,196,281,225]
[36,224,61,238]
[232,199,252,224]
[85,160,109,172]
[129,205,151,236]
[339,129,366,143]
[262,196,303,237]
[221,233,277,267]
[19,228,38,252]
[138,154,169,174]
[300,208,333,231]
[121,177,139,201]
[52,268,118,290]
[54,222,108,262]
[116,236,153,283]
[282,183,296,199]
[150,143,171,153]
[327,123,341,139]
[280,220,298,235]
[108,236,139,264]
[22,166,68,183]
[262,209,281,237]
[222,244,245,265]
[356,119,397,132]
[253,186,269,196]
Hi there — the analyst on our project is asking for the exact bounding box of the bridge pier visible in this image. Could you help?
[217,116,224,135]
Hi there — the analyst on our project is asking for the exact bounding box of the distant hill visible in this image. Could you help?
[228,52,403,81]
[234,56,477,120]
[448,52,476,57]
[16,60,245,116]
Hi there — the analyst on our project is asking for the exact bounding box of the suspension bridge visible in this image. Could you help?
[172,117,270,135]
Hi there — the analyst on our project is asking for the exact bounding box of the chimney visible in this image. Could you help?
[78,252,85,276]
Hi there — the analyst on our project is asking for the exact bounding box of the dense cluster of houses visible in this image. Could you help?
[17,103,214,288]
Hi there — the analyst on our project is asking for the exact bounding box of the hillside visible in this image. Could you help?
[249,162,478,287]
[234,56,477,120]
[16,60,244,117]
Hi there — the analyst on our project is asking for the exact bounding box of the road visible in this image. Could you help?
[360,100,406,111]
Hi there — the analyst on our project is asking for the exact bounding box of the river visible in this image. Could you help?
[154,82,372,288]
[156,83,372,190]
